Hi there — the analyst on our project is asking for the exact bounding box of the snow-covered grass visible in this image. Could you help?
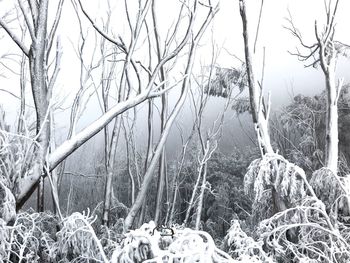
[0,211,239,262]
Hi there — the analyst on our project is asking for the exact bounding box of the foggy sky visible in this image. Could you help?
[1,0,350,153]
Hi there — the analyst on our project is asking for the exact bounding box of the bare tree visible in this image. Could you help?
[124,0,219,230]
[152,0,169,225]
[181,58,233,229]
[238,0,294,216]
[285,0,344,174]
[285,0,350,218]
[0,0,210,210]
[239,0,273,156]
[0,0,64,210]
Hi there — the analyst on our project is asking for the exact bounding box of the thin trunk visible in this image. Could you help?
[154,137,167,224]
[37,178,44,212]
[49,113,61,217]
[184,161,204,226]
[239,0,273,155]
[123,118,136,205]
[124,40,200,230]
[138,99,154,226]
[152,0,168,225]
[17,54,26,134]
[195,164,207,230]
[102,117,121,225]
[168,182,178,225]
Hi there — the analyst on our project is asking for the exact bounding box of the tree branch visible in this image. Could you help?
[0,18,29,56]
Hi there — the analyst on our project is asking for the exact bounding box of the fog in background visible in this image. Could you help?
[1,0,350,211]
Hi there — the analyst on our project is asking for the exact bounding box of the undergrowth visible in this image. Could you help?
[1,154,350,262]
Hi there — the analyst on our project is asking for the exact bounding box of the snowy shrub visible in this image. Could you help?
[310,167,350,218]
[0,181,16,225]
[223,220,274,262]
[257,197,350,262]
[242,153,350,262]
[112,221,235,262]
[0,211,59,262]
[56,209,109,262]
[244,154,308,223]
[99,218,125,259]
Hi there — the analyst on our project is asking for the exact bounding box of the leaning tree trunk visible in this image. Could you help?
[124,65,191,230]
[239,0,273,156]
[138,99,154,226]
[102,118,121,225]
[239,0,288,215]
[195,163,207,230]
[124,37,203,229]
[154,102,167,224]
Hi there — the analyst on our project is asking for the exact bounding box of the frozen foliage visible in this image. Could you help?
[0,211,59,262]
[56,210,109,262]
[205,66,246,98]
[0,210,110,262]
[0,126,37,189]
[257,197,350,262]
[113,221,235,262]
[310,167,350,217]
[223,220,274,262]
[0,182,15,225]
[0,129,34,223]
[242,154,350,262]
[0,211,240,262]
[244,154,308,222]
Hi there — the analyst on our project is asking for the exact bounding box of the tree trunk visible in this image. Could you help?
[124,40,200,230]
[152,0,168,225]
[195,163,207,230]
[124,84,189,230]
[239,0,290,216]
[154,126,167,224]
[26,0,50,212]
[17,54,26,134]
[324,63,339,173]
[37,177,44,212]
[138,99,154,226]
[102,117,121,225]
[239,0,273,155]
[184,160,204,226]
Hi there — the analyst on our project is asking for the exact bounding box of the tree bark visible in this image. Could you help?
[239,0,273,155]
[102,117,121,225]
[195,164,207,230]
[152,0,168,224]
[27,0,50,212]
[320,43,339,174]
[138,99,154,226]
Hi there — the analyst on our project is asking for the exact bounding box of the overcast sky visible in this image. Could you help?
[209,0,350,106]
[2,0,350,106]
[1,0,350,147]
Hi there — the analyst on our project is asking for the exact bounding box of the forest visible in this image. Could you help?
[1,0,350,262]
